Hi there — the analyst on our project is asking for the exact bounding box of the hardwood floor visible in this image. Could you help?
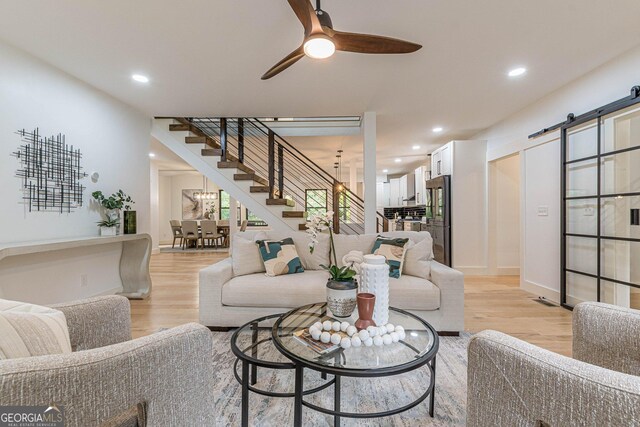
[131,252,574,356]
[464,275,572,356]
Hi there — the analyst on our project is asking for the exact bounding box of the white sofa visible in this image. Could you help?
[199,230,464,334]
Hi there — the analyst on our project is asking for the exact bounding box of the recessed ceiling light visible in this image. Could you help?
[508,67,527,77]
[382,169,388,173]
[132,74,150,83]
[432,127,443,133]
[394,158,402,163]
[412,145,421,150]
[149,153,156,158]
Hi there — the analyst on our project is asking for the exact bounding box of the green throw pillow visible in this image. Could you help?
[256,238,305,277]
[371,236,409,278]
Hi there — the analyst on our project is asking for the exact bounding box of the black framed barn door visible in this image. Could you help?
[562,96,640,309]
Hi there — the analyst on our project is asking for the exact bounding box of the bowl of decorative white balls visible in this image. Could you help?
[308,320,407,349]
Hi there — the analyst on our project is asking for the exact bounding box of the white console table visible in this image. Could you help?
[0,234,152,299]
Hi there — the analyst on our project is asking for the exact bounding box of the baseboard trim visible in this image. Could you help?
[454,266,489,275]
[208,326,232,332]
[495,267,520,276]
[152,248,160,255]
[94,286,124,298]
[521,280,560,304]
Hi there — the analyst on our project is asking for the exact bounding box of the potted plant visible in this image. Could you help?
[97,218,119,236]
[307,211,358,318]
[92,190,135,235]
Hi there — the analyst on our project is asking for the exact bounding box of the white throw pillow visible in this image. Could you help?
[333,234,378,267]
[0,299,72,360]
[232,232,267,276]
[380,231,434,260]
[402,238,432,279]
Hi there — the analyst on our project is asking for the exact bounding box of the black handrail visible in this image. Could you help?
[178,117,388,234]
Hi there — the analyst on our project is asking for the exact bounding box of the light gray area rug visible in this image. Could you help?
[211,330,469,426]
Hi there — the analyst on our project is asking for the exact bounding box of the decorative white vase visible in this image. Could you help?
[359,254,390,326]
[100,226,117,237]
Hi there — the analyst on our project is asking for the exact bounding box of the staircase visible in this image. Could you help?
[152,117,388,234]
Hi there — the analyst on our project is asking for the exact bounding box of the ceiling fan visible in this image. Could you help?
[261,0,422,80]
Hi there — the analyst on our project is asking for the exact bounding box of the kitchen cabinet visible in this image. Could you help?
[400,172,415,205]
[389,178,401,206]
[376,182,391,208]
[414,165,429,205]
[431,143,452,177]
[386,172,416,206]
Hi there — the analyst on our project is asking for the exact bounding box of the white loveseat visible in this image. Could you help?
[199,230,464,334]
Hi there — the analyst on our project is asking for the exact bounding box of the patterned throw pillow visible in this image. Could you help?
[0,299,72,360]
[371,236,410,278]
[256,238,305,277]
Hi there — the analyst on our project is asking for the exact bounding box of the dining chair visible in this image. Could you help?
[169,220,183,249]
[201,220,224,248]
[217,219,230,247]
[239,220,249,232]
[181,220,201,249]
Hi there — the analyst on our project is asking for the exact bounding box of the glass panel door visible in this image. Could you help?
[562,102,640,309]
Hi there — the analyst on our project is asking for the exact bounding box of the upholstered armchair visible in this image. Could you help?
[467,302,640,426]
[0,296,215,426]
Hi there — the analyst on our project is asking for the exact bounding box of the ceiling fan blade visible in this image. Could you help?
[287,0,323,36]
[331,30,422,54]
[261,45,305,80]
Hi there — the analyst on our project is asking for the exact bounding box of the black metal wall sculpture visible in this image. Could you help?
[12,128,87,213]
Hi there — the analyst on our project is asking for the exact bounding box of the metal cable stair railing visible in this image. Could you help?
[175,117,389,234]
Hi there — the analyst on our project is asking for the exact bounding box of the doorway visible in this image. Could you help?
[488,153,521,276]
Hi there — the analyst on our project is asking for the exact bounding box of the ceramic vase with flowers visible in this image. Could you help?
[307,211,358,318]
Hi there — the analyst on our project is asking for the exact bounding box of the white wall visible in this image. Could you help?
[451,140,488,273]
[150,161,160,253]
[0,41,150,242]
[158,174,173,244]
[474,44,640,301]
[0,41,150,303]
[488,154,520,274]
[521,140,561,300]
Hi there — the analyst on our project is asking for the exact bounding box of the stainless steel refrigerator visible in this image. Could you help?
[422,175,451,267]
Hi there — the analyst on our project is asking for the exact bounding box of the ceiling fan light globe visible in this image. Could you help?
[304,36,335,59]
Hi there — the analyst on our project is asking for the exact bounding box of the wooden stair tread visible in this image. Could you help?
[282,211,305,218]
[266,198,295,207]
[201,148,222,156]
[234,174,269,186]
[250,186,271,193]
[218,161,253,174]
[298,223,308,231]
[169,123,191,131]
[185,136,219,149]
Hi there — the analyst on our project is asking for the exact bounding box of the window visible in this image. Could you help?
[246,209,268,227]
[338,191,351,222]
[305,189,327,218]
[219,190,230,220]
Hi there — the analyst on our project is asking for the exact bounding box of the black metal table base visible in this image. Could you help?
[292,356,436,426]
[232,308,440,426]
[231,314,337,427]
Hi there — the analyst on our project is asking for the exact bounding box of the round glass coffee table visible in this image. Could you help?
[230,314,336,427]
[272,302,439,426]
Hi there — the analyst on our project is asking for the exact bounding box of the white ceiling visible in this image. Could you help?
[2,0,640,177]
